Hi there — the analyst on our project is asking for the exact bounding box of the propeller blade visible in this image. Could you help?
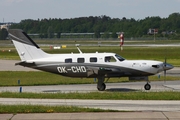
[164,69,166,83]
[164,58,167,83]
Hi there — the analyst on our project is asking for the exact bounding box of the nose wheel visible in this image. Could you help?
[144,83,151,90]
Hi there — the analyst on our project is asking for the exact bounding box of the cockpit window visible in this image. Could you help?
[115,54,125,61]
[105,56,116,62]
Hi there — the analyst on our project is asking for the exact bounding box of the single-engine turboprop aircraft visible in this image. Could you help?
[8,29,174,91]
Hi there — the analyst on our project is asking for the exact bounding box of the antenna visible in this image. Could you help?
[77,47,82,54]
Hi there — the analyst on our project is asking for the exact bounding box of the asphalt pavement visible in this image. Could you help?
[1,112,180,120]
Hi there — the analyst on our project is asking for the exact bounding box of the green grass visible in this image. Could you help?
[0,91,180,100]
[0,104,117,113]
[0,45,180,65]
[0,71,179,86]
[0,71,97,86]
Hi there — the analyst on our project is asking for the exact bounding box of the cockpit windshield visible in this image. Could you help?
[115,54,125,61]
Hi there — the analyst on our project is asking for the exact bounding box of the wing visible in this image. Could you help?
[86,66,123,77]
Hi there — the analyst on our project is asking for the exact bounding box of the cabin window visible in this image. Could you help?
[77,58,84,63]
[65,58,72,63]
[90,57,97,62]
[105,56,116,62]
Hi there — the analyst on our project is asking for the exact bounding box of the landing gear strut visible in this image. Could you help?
[143,77,151,90]
[97,76,106,91]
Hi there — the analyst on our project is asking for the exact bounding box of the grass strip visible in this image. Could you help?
[0,104,117,113]
[0,71,179,86]
[0,91,180,100]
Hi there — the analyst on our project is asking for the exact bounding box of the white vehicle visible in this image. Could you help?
[8,29,173,91]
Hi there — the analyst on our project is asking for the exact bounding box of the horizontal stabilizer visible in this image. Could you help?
[15,61,36,67]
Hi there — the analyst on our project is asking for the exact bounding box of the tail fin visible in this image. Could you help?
[8,29,49,61]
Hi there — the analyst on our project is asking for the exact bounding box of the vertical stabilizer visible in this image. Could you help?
[8,29,49,61]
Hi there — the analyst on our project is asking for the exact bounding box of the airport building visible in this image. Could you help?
[0,24,11,30]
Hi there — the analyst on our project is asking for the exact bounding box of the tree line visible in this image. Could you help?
[0,28,8,40]
[1,12,180,40]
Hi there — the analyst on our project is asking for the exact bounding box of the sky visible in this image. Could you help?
[1,0,180,23]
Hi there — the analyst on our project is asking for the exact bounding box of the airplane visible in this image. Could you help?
[8,29,174,91]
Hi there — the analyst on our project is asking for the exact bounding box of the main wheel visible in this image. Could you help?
[97,83,106,91]
[144,83,151,90]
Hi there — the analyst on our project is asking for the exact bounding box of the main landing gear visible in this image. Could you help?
[96,76,152,91]
[97,76,106,91]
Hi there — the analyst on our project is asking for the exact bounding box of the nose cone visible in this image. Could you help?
[163,63,174,70]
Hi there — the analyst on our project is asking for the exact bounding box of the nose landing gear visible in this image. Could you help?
[144,83,151,90]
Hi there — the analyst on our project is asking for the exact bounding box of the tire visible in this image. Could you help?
[144,83,151,90]
[97,83,106,91]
